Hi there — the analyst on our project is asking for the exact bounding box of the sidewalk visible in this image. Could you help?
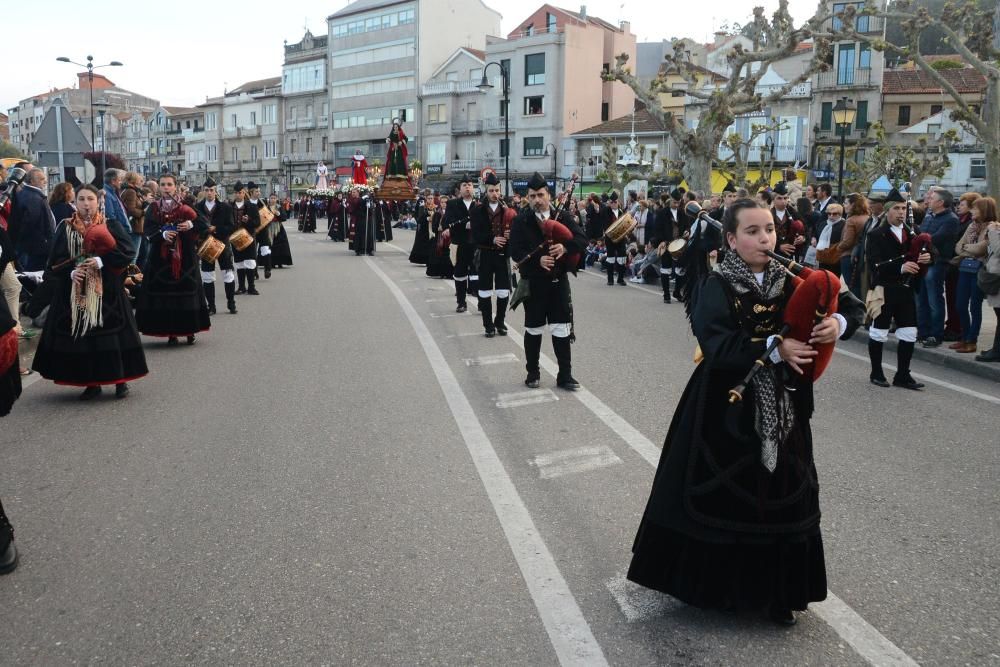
[850,302,999,383]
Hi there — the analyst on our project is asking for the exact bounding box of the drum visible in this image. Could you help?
[667,238,688,260]
[605,212,636,243]
[229,228,254,251]
[198,236,226,263]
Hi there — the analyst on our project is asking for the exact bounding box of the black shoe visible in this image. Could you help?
[247,287,260,295]
[208,304,217,315]
[115,383,130,399]
[768,606,797,626]
[922,337,941,348]
[167,337,179,346]
[976,349,1000,362]
[616,279,626,286]
[495,323,508,336]
[228,302,238,314]
[79,385,102,401]
[0,542,19,575]
[264,269,271,279]
[663,294,671,303]
[186,335,196,345]
[456,304,467,313]
[556,375,581,391]
[485,329,496,338]
[869,376,890,388]
[673,290,683,302]
[892,375,925,390]
[235,287,247,295]
[524,374,541,389]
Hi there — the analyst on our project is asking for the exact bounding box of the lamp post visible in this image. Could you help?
[94,98,112,184]
[282,155,292,197]
[56,55,123,149]
[478,62,510,197]
[760,136,775,186]
[544,142,557,189]
[832,96,857,200]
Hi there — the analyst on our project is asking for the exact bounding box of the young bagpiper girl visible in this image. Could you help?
[628,199,844,625]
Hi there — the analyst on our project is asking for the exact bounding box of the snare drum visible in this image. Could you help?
[198,236,226,263]
[229,228,254,251]
[667,238,688,260]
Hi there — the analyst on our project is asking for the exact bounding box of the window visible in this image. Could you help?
[322,137,328,154]
[230,113,237,129]
[859,43,871,69]
[524,53,545,86]
[499,99,508,117]
[469,68,482,82]
[306,104,313,118]
[855,100,869,130]
[232,147,238,162]
[500,59,511,82]
[837,44,856,85]
[263,104,276,125]
[282,59,326,94]
[207,145,217,161]
[306,137,312,154]
[930,104,943,117]
[821,102,833,130]
[446,71,458,81]
[251,145,258,161]
[832,2,867,31]
[546,12,557,32]
[290,138,296,154]
[185,120,191,129]
[897,105,911,126]
[427,141,446,165]
[523,136,544,156]
[331,75,415,99]
[524,96,544,115]
[250,111,257,126]
[523,24,534,37]
[601,103,609,121]
[322,102,329,117]
[499,138,509,158]
[971,158,986,179]
[427,103,446,123]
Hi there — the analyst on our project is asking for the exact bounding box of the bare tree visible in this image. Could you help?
[716,119,788,192]
[602,0,832,194]
[829,0,1000,193]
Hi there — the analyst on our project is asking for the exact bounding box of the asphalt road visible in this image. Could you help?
[1,226,997,666]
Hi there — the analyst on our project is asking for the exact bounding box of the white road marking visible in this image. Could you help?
[465,353,519,367]
[835,348,1000,405]
[365,257,609,667]
[425,297,454,303]
[812,594,920,667]
[504,328,918,667]
[496,389,560,409]
[447,332,489,339]
[530,445,622,480]
[430,312,464,319]
[605,574,681,622]
[20,372,42,390]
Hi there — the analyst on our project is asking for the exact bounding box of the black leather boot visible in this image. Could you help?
[204,282,216,315]
[524,333,542,388]
[552,336,580,390]
[892,341,924,390]
[263,254,272,279]
[224,281,238,314]
[616,262,627,285]
[247,269,259,295]
[605,259,614,285]
[455,279,467,312]
[480,297,495,336]
[661,273,671,303]
[868,339,889,386]
[236,269,247,294]
[0,499,17,576]
[494,297,508,336]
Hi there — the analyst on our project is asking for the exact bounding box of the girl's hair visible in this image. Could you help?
[795,197,812,218]
[49,181,74,206]
[972,196,997,223]
[721,198,764,236]
[76,184,100,198]
[847,195,870,217]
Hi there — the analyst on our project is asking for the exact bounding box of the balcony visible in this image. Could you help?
[421,80,482,96]
[484,116,514,133]
[716,144,808,163]
[815,68,874,90]
[826,13,885,35]
[450,158,502,172]
[452,120,483,135]
[242,159,262,170]
[223,160,240,168]
[181,128,204,139]
[285,118,297,130]
[241,125,261,137]
[298,117,316,130]
[166,128,182,136]
[318,115,328,128]
[223,127,241,138]
[755,81,811,99]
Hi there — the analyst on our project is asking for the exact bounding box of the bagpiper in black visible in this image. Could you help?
[471,172,516,337]
[446,174,479,313]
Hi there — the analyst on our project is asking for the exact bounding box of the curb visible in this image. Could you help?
[848,330,1000,383]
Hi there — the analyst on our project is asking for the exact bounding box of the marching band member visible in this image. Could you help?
[508,172,586,390]
[194,178,237,315]
[248,183,273,280]
[446,174,479,313]
[601,192,627,286]
[471,172,515,337]
[230,182,261,296]
[866,188,930,390]
[135,173,211,346]
[629,199,842,625]
[268,193,294,269]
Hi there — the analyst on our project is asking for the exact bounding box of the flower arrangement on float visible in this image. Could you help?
[305,183,377,198]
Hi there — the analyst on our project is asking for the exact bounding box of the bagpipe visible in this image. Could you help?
[873,200,931,288]
[512,175,581,275]
[778,215,806,254]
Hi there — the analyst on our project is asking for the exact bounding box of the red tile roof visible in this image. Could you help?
[572,108,667,136]
[882,67,986,95]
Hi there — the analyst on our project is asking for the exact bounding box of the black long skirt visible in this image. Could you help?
[271,224,294,267]
[409,222,433,265]
[135,241,211,337]
[32,276,149,386]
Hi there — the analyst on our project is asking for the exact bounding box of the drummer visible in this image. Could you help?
[601,192,628,286]
[195,178,237,315]
[230,182,261,296]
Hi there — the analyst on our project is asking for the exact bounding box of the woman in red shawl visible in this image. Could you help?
[31,185,148,399]
[385,119,410,185]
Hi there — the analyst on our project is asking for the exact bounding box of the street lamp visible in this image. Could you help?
[760,136,775,185]
[94,97,112,184]
[282,155,292,196]
[478,62,510,197]
[544,142,557,189]
[832,96,856,200]
[56,55,123,148]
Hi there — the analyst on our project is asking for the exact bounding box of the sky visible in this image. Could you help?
[4,0,821,113]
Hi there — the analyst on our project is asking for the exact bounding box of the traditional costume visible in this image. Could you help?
[349,192,373,256]
[471,172,515,336]
[135,194,211,342]
[408,198,433,265]
[351,151,368,186]
[194,178,237,315]
[248,184,273,280]
[32,211,148,389]
[269,203,294,268]
[230,183,261,296]
[425,203,453,278]
[0,223,22,416]
[446,174,479,312]
[315,162,329,189]
[601,193,628,285]
[384,120,410,184]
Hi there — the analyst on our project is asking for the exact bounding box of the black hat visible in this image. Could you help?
[483,171,500,186]
[600,193,608,203]
[459,173,474,185]
[233,181,245,192]
[203,177,217,188]
[773,182,788,196]
[669,186,686,201]
[247,181,259,191]
[609,191,619,202]
[885,188,906,204]
[722,181,736,193]
[526,171,549,192]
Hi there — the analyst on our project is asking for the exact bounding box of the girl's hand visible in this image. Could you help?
[778,338,817,375]
[809,317,840,346]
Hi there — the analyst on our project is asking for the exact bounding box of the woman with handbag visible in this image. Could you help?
[951,197,994,354]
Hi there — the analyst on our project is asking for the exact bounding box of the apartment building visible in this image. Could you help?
[282,29,331,193]
[218,77,283,189]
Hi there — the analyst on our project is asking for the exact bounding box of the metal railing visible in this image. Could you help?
[452,120,483,134]
[815,68,874,90]
[285,118,297,130]
[484,116,513,133]
[421,80,482,96]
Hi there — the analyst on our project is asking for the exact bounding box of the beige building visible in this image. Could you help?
[880,67,986,134]
[326,0,501,177]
